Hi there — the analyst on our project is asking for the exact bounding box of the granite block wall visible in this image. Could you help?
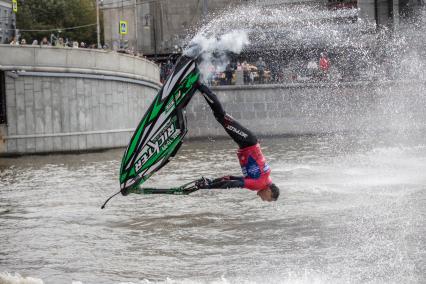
[186,81,426,139]
[2,59,425,155]
[4,75,158,154]
[0,45,161,155]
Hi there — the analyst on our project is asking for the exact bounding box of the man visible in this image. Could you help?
[242,60,250,84]
[196,84,280,202]
[40,37,51,47]
[9,36,19,45]
[56,37,65,48]
[256,57,266,84]
[319,52,330,80]
[225,63,234,85]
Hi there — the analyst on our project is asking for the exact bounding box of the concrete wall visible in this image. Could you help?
[0,45,159,81]
[186,81,426,138]
[0,45,161,155]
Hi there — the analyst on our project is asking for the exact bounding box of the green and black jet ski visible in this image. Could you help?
[119,55,201,196]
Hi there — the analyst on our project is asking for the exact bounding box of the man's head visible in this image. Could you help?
[257,183,280,202]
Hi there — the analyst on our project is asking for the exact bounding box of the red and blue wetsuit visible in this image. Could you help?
[238,143,272,190]
[197,84,272,191]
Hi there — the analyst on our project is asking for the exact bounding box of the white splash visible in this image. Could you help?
[180,3,426,84]
[0,272,44,284]
[184,30,250,82]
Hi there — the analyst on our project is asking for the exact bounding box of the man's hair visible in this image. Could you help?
[270,183,280,201]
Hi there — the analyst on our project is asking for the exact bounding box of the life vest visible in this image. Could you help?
[237,143,272,191]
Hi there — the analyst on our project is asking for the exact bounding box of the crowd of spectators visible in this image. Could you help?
[7,36,152,63]
[7,37,371,84]
[177,52,332,86]
[9,35,103,49]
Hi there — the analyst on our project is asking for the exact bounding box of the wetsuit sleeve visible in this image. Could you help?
[208,176,244,189]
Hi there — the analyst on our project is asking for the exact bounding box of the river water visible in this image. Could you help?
[0,132,425,284]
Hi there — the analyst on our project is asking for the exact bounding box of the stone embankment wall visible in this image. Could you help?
[187,81,426,138]
[0,45,161,155]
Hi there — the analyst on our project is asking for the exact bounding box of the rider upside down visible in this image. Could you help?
[196,84,280,202]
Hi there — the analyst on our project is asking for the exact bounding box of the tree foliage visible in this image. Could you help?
[16,0,103,45]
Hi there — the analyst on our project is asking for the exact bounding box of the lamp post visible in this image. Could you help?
[144,14,157,60]
[12,0,17,40]
[96,0,103,48]
[134,0,138,53]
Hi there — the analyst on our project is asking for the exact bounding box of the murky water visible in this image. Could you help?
[1,133,425,284]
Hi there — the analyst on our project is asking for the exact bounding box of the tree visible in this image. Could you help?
[16,0,103,45]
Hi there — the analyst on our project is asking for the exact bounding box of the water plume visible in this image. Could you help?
[181,3,425,84]
[184,30,250,82]
[181,3,426,135]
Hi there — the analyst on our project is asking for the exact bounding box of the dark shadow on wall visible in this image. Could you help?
[0,71,6,124]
